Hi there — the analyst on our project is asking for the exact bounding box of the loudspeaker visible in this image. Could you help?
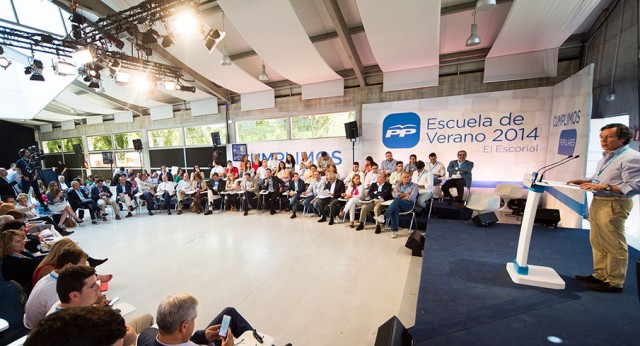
[472,212,498,227]
[433,201,473,220]
[211,132,222,147]
[72,143,82,155]
[133,139,143,151]
[374,316,412,346]
[534,208,560,228]
[405,230,425,257]
[102,152,113,165]
[344,121,358,139]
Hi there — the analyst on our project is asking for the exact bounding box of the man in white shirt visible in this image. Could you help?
[302,171,326,216]
[389,161,404,186]
[138,174,156,216]
[380,151,398,175]
[411,161,433,212]
[210,160,225,178]
[343,162,363,185]
[24,248,88,330]
[267,152,279,171]
[176,173,194,215]
[364,163,379,189]
[156,174,176,215]
[426,152,446,185]
[256,159,269,180]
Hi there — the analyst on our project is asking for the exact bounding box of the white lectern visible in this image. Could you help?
[506,174,582,289]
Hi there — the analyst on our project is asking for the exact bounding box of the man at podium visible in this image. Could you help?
[568,123,640,293]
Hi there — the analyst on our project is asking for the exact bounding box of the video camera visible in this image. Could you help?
[26,145,43,172]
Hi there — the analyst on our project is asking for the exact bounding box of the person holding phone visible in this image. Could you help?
[137,294,254,346]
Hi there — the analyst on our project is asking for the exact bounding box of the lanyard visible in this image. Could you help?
[416,169,426,181]
[597,146,629,177]
[400,183,412,193]
[49,272,58,280]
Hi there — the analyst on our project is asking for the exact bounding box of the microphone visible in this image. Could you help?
[539,155,580,182]
[533,155,573,182]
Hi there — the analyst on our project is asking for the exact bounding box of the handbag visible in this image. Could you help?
[64,218,77,228]
[48,201,67,213]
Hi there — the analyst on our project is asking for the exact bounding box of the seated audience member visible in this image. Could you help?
[337,174,365,228]
[257,168,284,215]
[138,174,156,216]
[363,163,379,189]
[241,161,255,177]
[300,151,312,169]
[276,161,291,182]
[128,173,139,195]
[285,154,296,174]
[116,175,136,218]
[267,152,279,171]
[225,161,239,180]
[47,265,146,346]
[251,154,262,173]
[24,248,88,330]
[91,179,121,221]
[32,237,108,285]
[1,230,41,293]
[380,151,398,175]
[156,174,176,215]
[376,172,419,238]
[255,159,269,180]
[287,173,305,219]
[240,173,259,216]
[57,175,69,192]
[113,167,127,179]
[298,163,308,181]
[442,150,474,205]
[86,175,96,188]
[46,181,82,227]
[2,218,42,254]
[78,179,91,198]
[343,162,363,185]
[362,156,375,174]
[316,151,333,173]
[317,172,345,223]
[176,173,194,215]
[190,165,204,181]
[327,163,340,179]
[190,173,208,215]
[210,160,225,178]
[426,152,446,185]
[356,172,393,232]
[174,168,185,184]
[225,173,240,211]
[238,155,250,174]
[25,306,128,346]
[158,165,173,184]
[15,193,72,235]
[303,164,318,184]
[404,154,418,175]
[411,161,433,212]
[148,172,160,185]
[138,294,255,346]
[389,161,404,186]
[207,173,226,213]
[68,180,100,224]
[0,167,20,201]
[302,171,326,216]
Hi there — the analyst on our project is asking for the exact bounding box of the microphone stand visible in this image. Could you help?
[538,155,580,183]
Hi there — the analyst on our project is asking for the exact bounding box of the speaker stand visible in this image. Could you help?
[350,138,356,164]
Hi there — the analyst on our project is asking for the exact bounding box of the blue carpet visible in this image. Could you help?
[411,219,640,345]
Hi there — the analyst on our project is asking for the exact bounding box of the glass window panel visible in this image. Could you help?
[87,135,113,151]
[113,132,141,149]
[147,128,184,148]
[236,118,288,143]
[13,0,67,36]
[42,140,62,154]
[185,124,227,146]
[116,151,142,167]
[61,138,82,153]
[88,153,111,168]
[0,0,16,22]
[290,111,356,139]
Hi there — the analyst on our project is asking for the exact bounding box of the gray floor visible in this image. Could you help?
[68,208,422,346]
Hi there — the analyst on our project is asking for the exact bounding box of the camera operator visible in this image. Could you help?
[16,147,48,212]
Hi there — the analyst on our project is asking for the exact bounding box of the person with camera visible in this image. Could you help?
[16,148,48,211]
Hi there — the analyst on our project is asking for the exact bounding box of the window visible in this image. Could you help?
[114,132,141,149]
[0,1,16,22]
[147,128,184,148]
[61,138,83,153]
[236,118,288,142]
[88,153,111,168]
[87,135,113,151]
[291,111,355,139]
[11,0,68,36]
[42,140,62,154]
[185,124,227,146]
[116,152,142,167]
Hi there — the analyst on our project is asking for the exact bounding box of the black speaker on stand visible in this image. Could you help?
[132,139,144,171]
[374,316,413,346]
[344,121,358,164]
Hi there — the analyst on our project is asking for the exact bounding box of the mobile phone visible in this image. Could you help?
[219,314,231,338]
[108,297,120,307]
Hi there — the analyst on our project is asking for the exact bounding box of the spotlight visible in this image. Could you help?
[161,35,174,48]
[465,11,481,47]
[173,6,200,35]
[30,74,45,81]
[25,59,45,81]
[132,73,153,91]
[258,63,269,81]
[204,29,225,53]
[104,34,125,50]
[31,60,44,74]
[83,75,92,82]
[110,59,121,70]
[54,60,77,76]
[163,80,176,91]
[175,83,196,93]
[88,79,100,89]
[87,67,100,79]
[0,57,11,70]
[72,48,93,64]
[141,29,159,45]
[115,71,130,83]
[220,46,231,66]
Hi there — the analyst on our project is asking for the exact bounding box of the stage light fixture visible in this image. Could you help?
[132,73,153,92]
[204,29,225,53]
[161,35,174,48]
[465,11,481,47]
[110,59,121,70]
[173,6,200,35]
[25,59,45,81]
[30,74,45,81]
[72,48,93,64]
[175,83,196,93]
[87,67,100,79]
[88,79,100,89]
[54,60,77,76]
[258,63,269,81]
[115,71,130,83]
[163,80,176,91]
[0,46,10,70]
[141,29,159,44]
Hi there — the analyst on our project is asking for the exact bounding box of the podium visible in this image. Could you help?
[506,174,582,289]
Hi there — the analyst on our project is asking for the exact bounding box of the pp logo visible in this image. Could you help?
[558,129,577,156]
[382,112,421,148]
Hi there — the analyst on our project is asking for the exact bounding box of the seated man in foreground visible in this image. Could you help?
[137,293,254,346]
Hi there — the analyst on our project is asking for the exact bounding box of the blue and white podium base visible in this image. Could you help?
[506,262,565,289]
